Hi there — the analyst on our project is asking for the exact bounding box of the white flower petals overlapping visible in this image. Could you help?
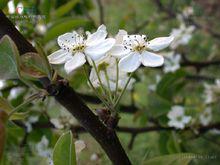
[48,25,173,74]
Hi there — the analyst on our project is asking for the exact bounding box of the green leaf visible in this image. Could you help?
[53,0,80,18]
[53,131,76,165]
[148,93,171,117]
[35,42,53,79]
[156,70,186,101]
[0,96,28,121]
[44,18,93,42]
[144,153,195,165]
[0,0,8,9]
[0,97,13,113]
[0,35,21,79]
[20,52,51,78]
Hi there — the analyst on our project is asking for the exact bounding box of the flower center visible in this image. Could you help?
[176,116,183,122]
[133,45,146,53]
[72,44,85,53]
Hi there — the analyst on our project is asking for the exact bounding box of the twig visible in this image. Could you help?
[96,0,105,24]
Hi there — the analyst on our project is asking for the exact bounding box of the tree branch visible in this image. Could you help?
[0,10,131,165]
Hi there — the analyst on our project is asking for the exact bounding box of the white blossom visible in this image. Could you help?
[167,105,191,129]
[89,56,135,91]
[90,153,99,161]
[7,0,15,14]
[24,116,39,132]
[163,52,181,73]
[204,79,220,104]
[0,79,5,89]
[170,23,195,49]
[48,25,115,74]
[8,87,26,100]
[36,24,47,35]
[36,136,53,164]
[182,6,194,18]
[50,115,76,129]
[115,35,173,72]
[199,107,212,126]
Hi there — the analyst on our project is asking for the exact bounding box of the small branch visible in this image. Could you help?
[96,0,105,24]
[31,122,220,135]
[181,60,220,70]
[128,133,137,150]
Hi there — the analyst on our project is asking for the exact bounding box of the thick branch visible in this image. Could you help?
[0,11,131,165]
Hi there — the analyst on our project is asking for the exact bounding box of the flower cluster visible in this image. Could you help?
[48,25,173,74]
[48,25,173,110]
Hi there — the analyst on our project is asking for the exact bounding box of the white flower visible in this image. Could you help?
[36,24,47,35]
[204,79,220,104]
[0,79,5,89]
[50,115,76,129]
[167,105,191,129]
[170,23,195,49]
[48,25,115,74]
[8,87,26,100]
[163,52,181,73]
[115,35,173,72]
[182,6,194,18]
[199,107,212,126]
[36,136,52,158]
[74,140,86,154]
[90,153,99,161]
[24,116,39,132]
[89,56,135,91]
[7,0,15,14]
[36,136,53,164]
[108,30,130,58]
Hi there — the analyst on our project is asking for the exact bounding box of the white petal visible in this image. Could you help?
[115,30,127,44]
[64,52,86,74]
[86,25,107,46]
[48,49,72,64]
[119,53,141,72]
[85,38,115,61]
[109,45,130,57]
[147,36,174,51]
[141,51,164,67]
[182,116,191,124]
[58,32,81,50]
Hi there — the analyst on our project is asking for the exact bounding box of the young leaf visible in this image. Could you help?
[20,52,51,78]
[53,131,76,165]
[0,35,21,79]
[35,42,53,80]
[144,153,195,165]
